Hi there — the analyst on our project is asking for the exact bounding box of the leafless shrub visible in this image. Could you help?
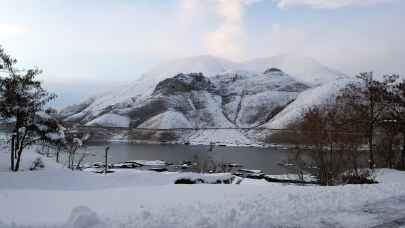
[340,169,378,184]
[29,157,45,171]
[190,153,231,174]
[287,99,368,185]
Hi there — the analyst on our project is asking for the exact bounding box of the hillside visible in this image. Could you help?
[60,55,349,145]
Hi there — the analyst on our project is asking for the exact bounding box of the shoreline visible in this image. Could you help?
[88,138,293,149]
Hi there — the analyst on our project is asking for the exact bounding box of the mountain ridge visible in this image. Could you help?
[60,54,350,145]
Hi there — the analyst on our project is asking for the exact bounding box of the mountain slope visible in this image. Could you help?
[265,78,354,129]
[60,55,242,123]
[60,55,349,145]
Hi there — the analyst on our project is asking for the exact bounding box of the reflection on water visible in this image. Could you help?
[80,143,290,174]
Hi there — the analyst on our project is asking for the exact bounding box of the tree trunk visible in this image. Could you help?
[368,130,375,169]
[388,138,393,169]
[369,92,375,169]
[14,129,28,172]
[10,134,15,171]
[402,132,405,170]
[318,149,328,186]
[15,130,19,160]
[71,151,75,170]
[353,154,359,176]
[56,146,60,163]
[68,152,72,169]
[14,147,23,171]
[76,154,86,170]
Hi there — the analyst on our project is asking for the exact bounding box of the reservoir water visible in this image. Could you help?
[79,143,291,174]
[1,125,292,174]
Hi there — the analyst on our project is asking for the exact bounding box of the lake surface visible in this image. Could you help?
[80,143,291,174]
[1,126,292,174]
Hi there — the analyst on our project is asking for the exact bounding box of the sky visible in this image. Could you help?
[0,0,404,107]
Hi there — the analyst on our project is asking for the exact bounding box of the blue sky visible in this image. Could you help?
[0,0,404,106]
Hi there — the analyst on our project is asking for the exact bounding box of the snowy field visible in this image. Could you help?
[1,145,405,228]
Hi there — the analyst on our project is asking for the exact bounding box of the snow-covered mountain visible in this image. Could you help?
[243,54,347,86]
[60,55,350,145]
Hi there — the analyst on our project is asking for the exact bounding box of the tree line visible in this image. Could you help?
[281,72,405,185]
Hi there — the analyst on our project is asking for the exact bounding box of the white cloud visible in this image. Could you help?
[179,0,397,61]
[180,0,257,60]
[204,0,246,60]
[178,0,208,25]
[272,0,396,9]
[0,24,29,37]
[250,23,405,77]
[262,24,310,55]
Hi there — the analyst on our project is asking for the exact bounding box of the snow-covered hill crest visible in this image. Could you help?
[243,54,347,86]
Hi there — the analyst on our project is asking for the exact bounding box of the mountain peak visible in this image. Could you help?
[243,54,347,86]
[139,55,239,83]
[137,54,346,87]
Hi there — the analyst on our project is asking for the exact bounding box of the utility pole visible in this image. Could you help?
[104,146,110,175]
[209,142,214,152]
[56,144,61,163]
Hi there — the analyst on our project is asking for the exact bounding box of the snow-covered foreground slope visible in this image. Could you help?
[1,146,405,228]
[60,54,349,145]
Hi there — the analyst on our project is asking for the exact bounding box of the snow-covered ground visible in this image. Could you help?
[1,145,405,228]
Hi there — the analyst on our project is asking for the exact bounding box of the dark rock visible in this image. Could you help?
[174,177,234,184]
[127,98,169,127]
[264,176,319,185]
[264,68,283,74]
[148,167,168,172]
[153,73,216,96]
[175,178,197,184]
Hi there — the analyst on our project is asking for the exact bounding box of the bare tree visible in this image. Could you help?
[376,120,400,168]
[292,96,367,185]
[296,104,343,185]
[387,76,405,169]
[64,129,89,170]
[337,72,394,169]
